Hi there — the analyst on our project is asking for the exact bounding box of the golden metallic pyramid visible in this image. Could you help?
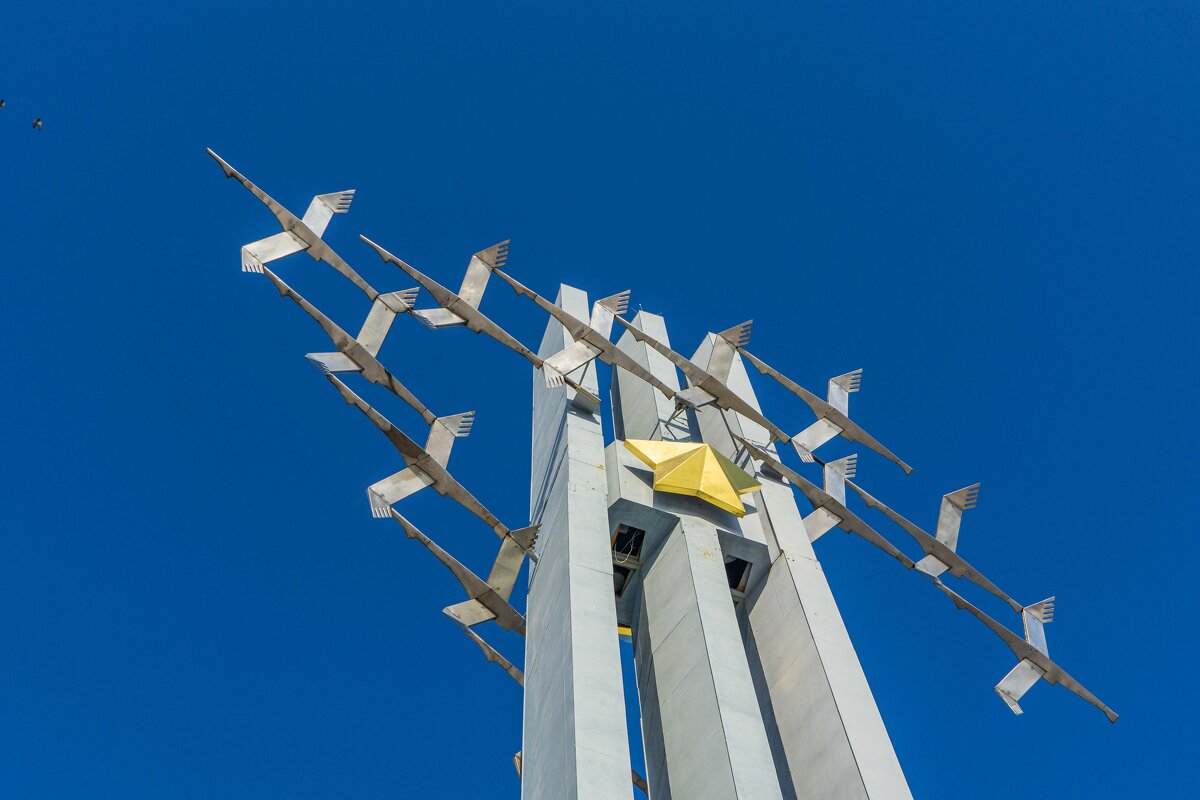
[623,439,761,516]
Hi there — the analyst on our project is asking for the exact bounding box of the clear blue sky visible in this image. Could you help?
[2,2,1195,796]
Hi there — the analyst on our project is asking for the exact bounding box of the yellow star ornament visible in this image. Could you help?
[624,440,761,516]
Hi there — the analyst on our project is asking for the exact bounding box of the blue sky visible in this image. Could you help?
[2,1,1196,796]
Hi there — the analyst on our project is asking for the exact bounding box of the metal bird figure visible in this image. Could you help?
[613,316,794,443]
[486,266,681,401]
[737,437,916,569]
[717,326,911,473]
[359,236,601,407]
[846,479,1023,613]
[388,509,527,635]
[258,267,435,424]
[326,374,539,553]
[934,581,1118,723]
[388,509,527,685]
[31,117,42,130]
[373,238,506,328]
[206,148,379,299]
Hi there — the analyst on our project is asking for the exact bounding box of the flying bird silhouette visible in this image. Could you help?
[935,581,1118,723]
[388,510,529,685]
[325,374,539,554]
[258,267,434,424]
[359,237,601,406]
[847,480,1023,613]
[32,117,42,130]
[206,148,379,299]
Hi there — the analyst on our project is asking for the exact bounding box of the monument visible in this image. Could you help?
[209,149,1117,799]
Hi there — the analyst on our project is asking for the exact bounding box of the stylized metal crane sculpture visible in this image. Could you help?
[210,150,1117,800]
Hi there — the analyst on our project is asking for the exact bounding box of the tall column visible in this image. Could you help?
[635,518,786,800]
[691,335,914,800]
[522,286,633,800]
[613,314,782,800]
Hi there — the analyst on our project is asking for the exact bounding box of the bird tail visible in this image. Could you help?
[823,454,857,504]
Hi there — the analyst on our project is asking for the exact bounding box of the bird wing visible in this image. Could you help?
[589,291,631,340]
[486,536,530,602]
[207,149,304,233]
[326,374,505,532]
[544,339,602,377]
[355,290,419,357]
[211,153,375,299]
[827,369,861,414]
[457,241,508,309]
[242,232,306,270]
[368,468,434,515]
[424,412,475,467]
[301,190,354,237]
[936,484,980,551]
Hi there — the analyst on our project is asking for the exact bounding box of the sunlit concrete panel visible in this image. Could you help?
[634,521,784,800]
[522,285,633,800]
